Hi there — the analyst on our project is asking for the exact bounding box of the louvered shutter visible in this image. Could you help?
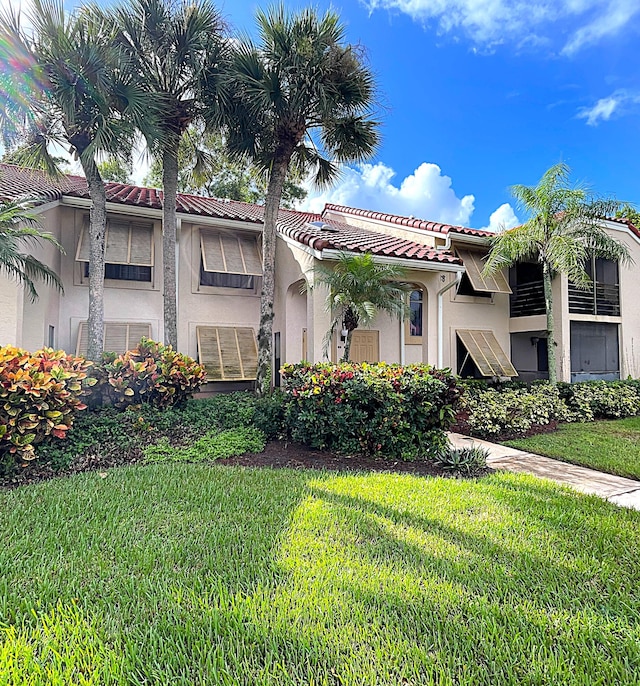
[200,231,262,275]
[457,249,511,294]
[196,326,258,380]
[240,237,262,275]
[76,322,152,356]
[76,220,153,266]
[76,226,90,262]
[457,330,517,377]
[129,223,154,266]
[105,221,130,264]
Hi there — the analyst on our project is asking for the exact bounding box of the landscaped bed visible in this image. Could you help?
[505,417,640,480]
[1,463,638,685]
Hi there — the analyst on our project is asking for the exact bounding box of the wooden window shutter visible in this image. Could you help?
[221,236,245,274]
[457,249,512,294]
[196,326,258,381]
[201,232,225,273]
[457,329,517,377]
[105,221,130,264]
[76,321,151,356]
[240,237,262,275]
[75,225,90,262]
[128,223,154,266]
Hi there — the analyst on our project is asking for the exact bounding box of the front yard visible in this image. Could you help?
[2,463,639,685]
[505,417,640,480]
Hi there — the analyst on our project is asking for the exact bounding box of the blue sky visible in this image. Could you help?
[217,0,640,230]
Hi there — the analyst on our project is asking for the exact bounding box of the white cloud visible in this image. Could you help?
[481,202,520,232]
[578,89,640,125]
[364,0,640,54]
[298,160,515,232]
[299,162,476,225]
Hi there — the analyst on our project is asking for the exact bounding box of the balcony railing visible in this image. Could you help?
[510,281,546,318]
[568,282,620,316]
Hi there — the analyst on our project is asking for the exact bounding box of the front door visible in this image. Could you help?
[350,330,380,363]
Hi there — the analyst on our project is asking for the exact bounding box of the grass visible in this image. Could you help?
[505,417,640,480]
[1,464,639,684]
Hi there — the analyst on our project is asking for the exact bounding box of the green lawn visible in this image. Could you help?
[505,417,640,480]
[1,465,639,685]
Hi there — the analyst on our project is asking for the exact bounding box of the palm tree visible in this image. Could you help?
[0,0,152,360]
[482,162,631,384]
[113,0,225,350]
[312,252,410,362]
[210,5,380,393]
[0,198,63,301]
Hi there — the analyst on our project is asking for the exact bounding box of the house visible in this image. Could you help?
[1,163,638,387]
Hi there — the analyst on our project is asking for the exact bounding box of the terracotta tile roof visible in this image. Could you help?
[607,216,640,241]
[0,164,461,266]
[322,203,494,237]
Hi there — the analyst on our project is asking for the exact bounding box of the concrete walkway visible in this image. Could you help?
[448,432,640,511]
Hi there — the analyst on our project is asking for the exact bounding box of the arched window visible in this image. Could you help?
[408,289,423,341]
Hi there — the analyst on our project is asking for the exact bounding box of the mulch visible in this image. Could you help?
[1,439,473,490]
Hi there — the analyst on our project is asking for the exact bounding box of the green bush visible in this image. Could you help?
[144,427,266,463]
[281,362,461,460]
[35,393,262,471]
[558,381,640,421]
[96,338,207,409]
[435,445,489,476]
[0,345,95,466]
[252,390,287,439]
[460,382,568,438]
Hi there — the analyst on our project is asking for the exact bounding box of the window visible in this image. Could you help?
[196,326,258,381]
[76,322,151,357]
[200,230,261,289]
[48,325,55,348]
[456,273,492,298]
[408,289,423,341]
[456,329,517,377]
[76,219,154,282]
[509,262,545,317]
[568,256,620,316]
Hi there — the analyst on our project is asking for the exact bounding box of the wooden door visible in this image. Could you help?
[350,330,379,363]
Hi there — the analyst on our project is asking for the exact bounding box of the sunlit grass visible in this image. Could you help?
[506,417,640,479]
[1,464,639,684]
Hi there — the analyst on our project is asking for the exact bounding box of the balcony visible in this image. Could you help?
[510,281,546,318]
[568,282,620,316]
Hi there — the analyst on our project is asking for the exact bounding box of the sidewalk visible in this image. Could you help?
[448,432,640,511]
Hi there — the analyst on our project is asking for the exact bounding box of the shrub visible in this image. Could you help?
[0,346,95,465]
[558,381,640,421]
[252,390,287,439]
[144,426,266,463]
[281,362,461,460]
[435,445,489,476]
[460,382,568,438]
[96,338,207,409]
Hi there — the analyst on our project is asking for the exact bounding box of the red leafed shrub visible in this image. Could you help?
[0,346,95,464]
[97,338,207,409]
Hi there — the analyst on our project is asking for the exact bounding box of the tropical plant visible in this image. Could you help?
[143,126,307,207]
[482,163,631,384]
[311,252,410,362]
[210,5,380,393]
[97,158,133,184]
[113,0,225,349]
[0,0,154,361]
[0,199,63,300]
[615,203,640,227]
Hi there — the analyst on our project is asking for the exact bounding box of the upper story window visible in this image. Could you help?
[76,219,154,282]
[509,262,545,317]
[408,289,423,340]
[568,256,620,316]
[200,230,262,290]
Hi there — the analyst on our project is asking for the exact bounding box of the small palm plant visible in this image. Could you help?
[311,252,410,362]
[483,163,631,384]
[0,199,63,300]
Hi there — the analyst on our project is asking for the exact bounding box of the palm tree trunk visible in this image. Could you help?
[256,159,288,396]
[162,142,179,350]
[85,163,107,362]
[542,261,557,384]
[343,330,353,362]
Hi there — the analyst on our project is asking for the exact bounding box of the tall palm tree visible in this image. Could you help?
[210,5,380,393]
[0,0,152,360]
[0,198,63,301]
[482,162,631,384]
[312,252,410,362]
[113,0,226,349]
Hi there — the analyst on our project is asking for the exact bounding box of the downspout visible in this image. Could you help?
[400,306,405,365]
[437,271,463,369]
